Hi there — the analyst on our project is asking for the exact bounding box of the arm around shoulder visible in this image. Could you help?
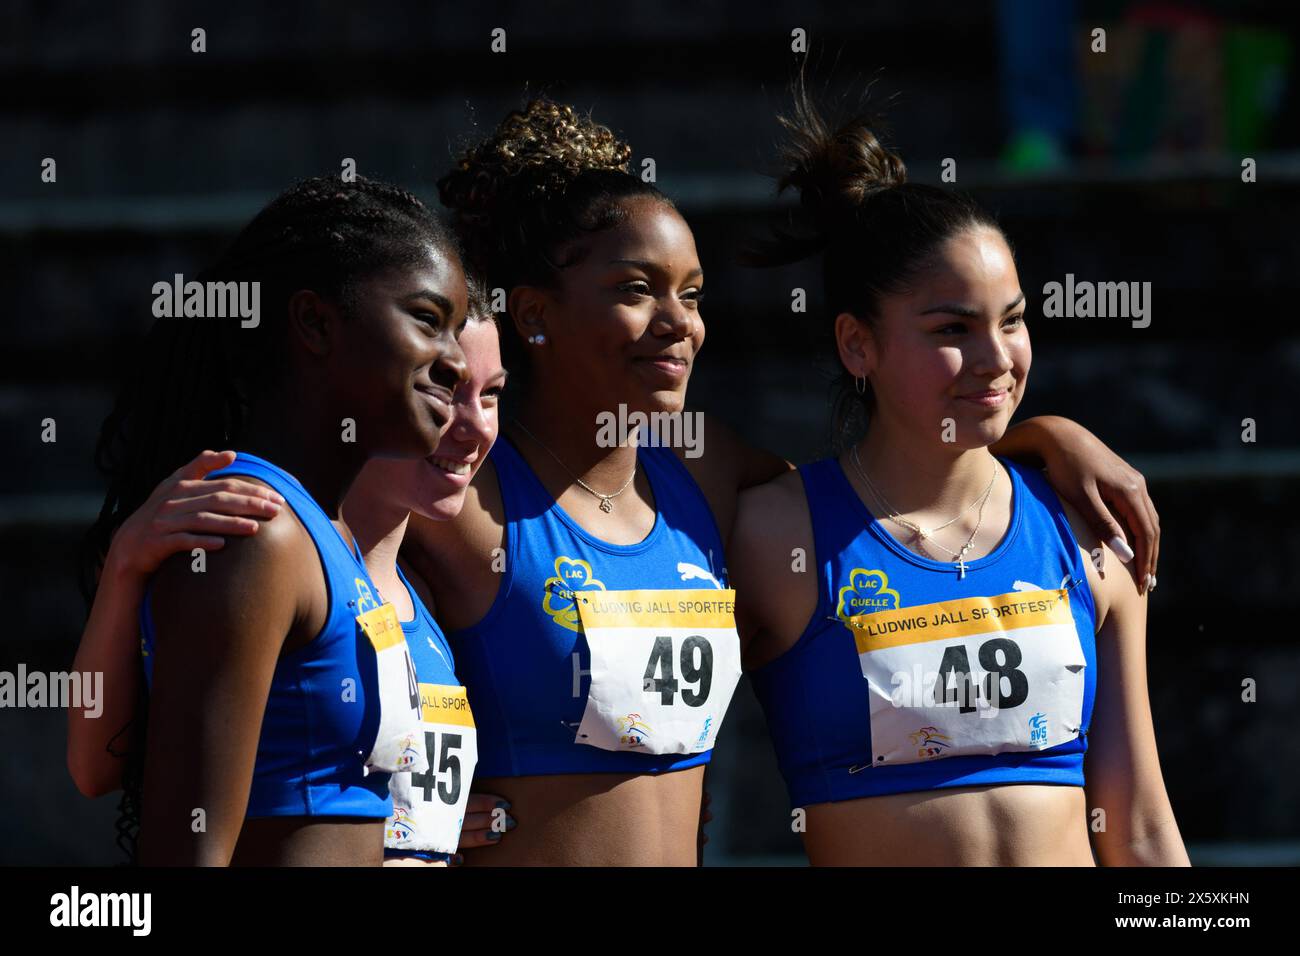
[137,512,306,865]
[1067,502,1189,866]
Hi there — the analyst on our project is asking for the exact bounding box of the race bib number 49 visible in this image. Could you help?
[848,588,1087,767]
[575,589,742,755]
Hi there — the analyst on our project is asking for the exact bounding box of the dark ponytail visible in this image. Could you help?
[748,78,1007,447]
[80,174,459,861]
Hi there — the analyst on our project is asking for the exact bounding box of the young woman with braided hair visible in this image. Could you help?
[72,175,471,865]
[71,300,520,866]
[394,97,1162,865]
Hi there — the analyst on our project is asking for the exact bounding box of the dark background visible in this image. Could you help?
[2,0,1297,865]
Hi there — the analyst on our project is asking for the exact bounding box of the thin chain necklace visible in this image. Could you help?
[849,444,999,579]
[513,418,636,514]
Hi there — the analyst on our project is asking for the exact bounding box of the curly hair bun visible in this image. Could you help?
[439,98,633,220]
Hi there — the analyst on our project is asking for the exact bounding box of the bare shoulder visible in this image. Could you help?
[148,488,313,658]
[156,486,312,594]
[677,411,792,544]
[734,468,812,552]
[732,469,818,665]
[1059,497,1143,631]
[683,411,791,486]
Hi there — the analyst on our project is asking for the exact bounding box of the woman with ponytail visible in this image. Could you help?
[735,88,1187,865]
[72,175,471,865]
[395,97,1163,865]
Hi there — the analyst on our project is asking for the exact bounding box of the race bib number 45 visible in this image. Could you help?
[848,588,1087,767]
[575,589,742,755]
[387,684,477,855]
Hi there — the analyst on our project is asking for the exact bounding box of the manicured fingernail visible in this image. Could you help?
[1149,575,1157,591]
[1108,535,1135,563]
[486,830,502,842]
[495,800,511,810]
[505,815,517,830]
[271,493,286,504]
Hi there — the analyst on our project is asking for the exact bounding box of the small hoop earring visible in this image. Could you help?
[854,375,866,395]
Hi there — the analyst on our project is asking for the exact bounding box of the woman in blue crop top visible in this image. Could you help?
[731,87,1187,866]
[71,294,524,866]
[71,176,472,865]
[397,98,1167,866]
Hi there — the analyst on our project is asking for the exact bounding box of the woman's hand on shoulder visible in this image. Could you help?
[105,450,283,583]
[998,417,1159,595]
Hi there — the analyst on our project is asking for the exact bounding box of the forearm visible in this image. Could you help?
[1093,810,1190,867]
[990,415,1081,469]
[67,557,148,797]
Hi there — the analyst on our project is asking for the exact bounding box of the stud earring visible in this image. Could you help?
[529,333,547,345]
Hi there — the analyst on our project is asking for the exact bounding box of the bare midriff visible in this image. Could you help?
[461,765,705,866]
[231,817,385,866]
[800,783,1095,866]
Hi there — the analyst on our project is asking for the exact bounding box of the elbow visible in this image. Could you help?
[66,747,121,799]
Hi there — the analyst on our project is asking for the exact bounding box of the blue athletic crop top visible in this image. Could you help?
[140,452,393,819]
[395,563,459,706]
[749,456,1098,809]
[445,434,729,776]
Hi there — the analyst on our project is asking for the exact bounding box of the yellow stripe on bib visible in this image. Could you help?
[575,588,736,630]
[849,588,1072,654]
[356,603,406,651]
[419,684,475,727]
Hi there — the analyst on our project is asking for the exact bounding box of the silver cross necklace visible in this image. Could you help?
[849,445,1000,579]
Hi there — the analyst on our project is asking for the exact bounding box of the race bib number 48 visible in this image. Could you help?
[575,589,742,755]
[848,588,1087,767]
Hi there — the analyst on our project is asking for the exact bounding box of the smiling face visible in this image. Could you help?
[518,196,705,418]
[847,226,1030,451]
[358,315,506,522]
[329,244,470,459]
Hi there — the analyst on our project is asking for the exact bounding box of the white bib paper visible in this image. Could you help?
[574,588,742,755]
[387,684,478,854]
[356,601,428,775]
[847,588,1087,767]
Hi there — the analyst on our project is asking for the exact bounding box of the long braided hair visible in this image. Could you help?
[80,174,460,862]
